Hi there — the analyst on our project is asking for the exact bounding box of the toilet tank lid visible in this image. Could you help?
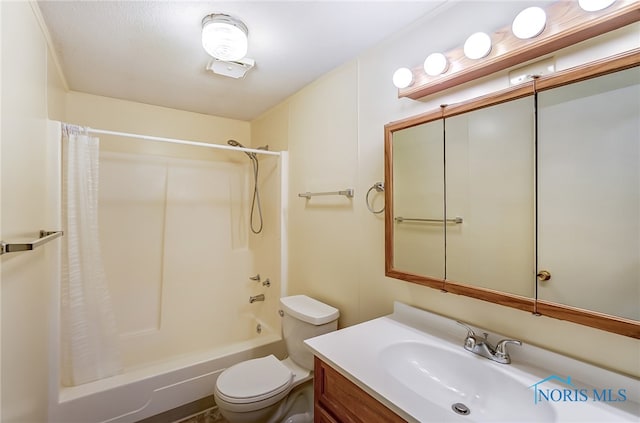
[280,295,339,325]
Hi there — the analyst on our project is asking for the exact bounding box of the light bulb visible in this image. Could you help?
[578,0,616,12]
[423,53,449,76]
[512,7,547,39]
[393,67,414,89]
[202,15,248,61]
[464,32,492,60]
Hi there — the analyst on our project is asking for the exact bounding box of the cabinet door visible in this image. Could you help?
[392,120,445,279]
[314,404,339,423]
[537,67,640,320]
[445,96,535,297]
[314,357,406,423]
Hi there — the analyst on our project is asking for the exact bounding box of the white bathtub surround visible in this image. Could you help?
[306,302,640,422]
[48,132,288,422]
[96,150,283,368]
[60,123,122,386]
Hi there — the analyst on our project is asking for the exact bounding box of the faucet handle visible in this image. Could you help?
[456,321,477,337]
[456,321,480,349]
[495,339,522,362]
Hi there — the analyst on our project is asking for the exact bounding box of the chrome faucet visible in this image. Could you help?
[249,294,265,303]
[456,321,522,364]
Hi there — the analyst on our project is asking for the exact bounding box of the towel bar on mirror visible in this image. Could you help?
[0,230,64,255]
[395,217,463,224]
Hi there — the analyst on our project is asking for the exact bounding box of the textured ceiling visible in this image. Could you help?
[38,1,451,121]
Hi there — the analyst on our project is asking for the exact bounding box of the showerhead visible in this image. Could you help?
[228,139,255,159]
[227,139,244,148]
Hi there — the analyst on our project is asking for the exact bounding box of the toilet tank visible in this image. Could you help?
[279,295,339,370]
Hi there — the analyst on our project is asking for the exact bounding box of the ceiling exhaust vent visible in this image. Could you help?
[206,57,255,79]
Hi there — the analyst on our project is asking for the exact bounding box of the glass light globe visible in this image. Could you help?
[578,0,616,12]
[512,7,547,39]
[423,53,449,76]
[393,67,414,89]
[202,17,248,61]
[464,32,492,60]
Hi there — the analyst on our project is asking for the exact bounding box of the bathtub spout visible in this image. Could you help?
[249,294,265,303]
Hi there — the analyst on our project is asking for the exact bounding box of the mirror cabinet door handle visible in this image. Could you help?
[537,270,551,281]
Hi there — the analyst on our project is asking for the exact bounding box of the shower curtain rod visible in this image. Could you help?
[85,127,281,157]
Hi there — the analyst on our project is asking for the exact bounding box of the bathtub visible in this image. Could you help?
[46,131,289,422]
[50,327,285,423]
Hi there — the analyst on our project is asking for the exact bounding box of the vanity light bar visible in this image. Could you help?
[397,0,639,100]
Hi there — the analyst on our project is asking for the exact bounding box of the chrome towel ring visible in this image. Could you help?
[366,182,385,214]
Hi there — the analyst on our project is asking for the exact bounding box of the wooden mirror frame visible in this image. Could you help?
[384,48,640,338]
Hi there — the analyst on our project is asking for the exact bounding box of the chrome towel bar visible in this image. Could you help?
[0,230,64,256]
[395,217,463,224]
[298,188,354,199]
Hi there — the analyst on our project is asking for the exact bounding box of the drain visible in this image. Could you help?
[451,403,471,416]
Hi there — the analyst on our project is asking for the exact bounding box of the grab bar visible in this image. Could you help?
[298,188,354,199]
[395,217,463,224]
[0,230,64,256]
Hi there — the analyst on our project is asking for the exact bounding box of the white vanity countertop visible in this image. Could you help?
[305,302,640,422]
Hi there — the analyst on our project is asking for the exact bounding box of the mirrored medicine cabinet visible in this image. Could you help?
[384,49,640,338]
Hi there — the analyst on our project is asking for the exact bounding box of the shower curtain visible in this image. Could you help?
[60,123,121,386]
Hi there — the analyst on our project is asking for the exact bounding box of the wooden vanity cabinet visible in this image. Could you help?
[314,356,407,423]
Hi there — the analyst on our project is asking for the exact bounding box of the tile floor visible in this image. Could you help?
[176,408,228,423]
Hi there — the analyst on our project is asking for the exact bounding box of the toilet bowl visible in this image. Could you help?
[214,295,339,423]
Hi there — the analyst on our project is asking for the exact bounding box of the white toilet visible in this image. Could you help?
[214,295,339,423]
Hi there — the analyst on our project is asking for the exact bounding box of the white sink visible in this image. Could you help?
[379,341,555,421]
[305,302,639,422]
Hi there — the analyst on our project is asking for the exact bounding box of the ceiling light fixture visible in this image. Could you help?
[202,14,248,62]
[392,67,414,89]
[512,7,547,39]
[463,32,492,60]
[578,0,616,12]
[423,53,449,76]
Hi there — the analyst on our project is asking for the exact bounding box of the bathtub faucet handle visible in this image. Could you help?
[249,274,260,282]
[262,278,271,287]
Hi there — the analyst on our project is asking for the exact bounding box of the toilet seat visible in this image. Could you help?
[215,355,293,405]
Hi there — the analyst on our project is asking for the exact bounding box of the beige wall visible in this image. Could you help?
[66,91,250,153]
[287,62,362,326]
[47,49,66,122]
[0,2,58,421]
[253,3,640,377]
[1,0,3,414]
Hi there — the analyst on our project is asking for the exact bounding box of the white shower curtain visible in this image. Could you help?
[60,123,121,386]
